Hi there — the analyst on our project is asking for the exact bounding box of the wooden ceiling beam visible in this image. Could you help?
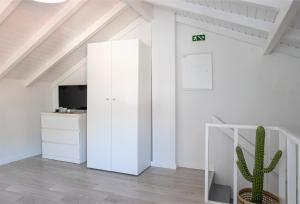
[0,0,21,25]
[144,0,273,32]
[0,0,88,79]
[24,2,128,87]
[239,0,281,9]
[263,1,300,55]
[123,0,153,21]
[176,15,265,46]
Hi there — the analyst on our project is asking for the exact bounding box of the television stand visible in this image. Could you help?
[41,112,87,164]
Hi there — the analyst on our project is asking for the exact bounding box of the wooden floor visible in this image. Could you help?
[0,156,205,204]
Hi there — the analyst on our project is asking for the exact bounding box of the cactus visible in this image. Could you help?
[236,126,282,203]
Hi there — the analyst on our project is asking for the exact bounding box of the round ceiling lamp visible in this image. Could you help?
[32,0,67,3]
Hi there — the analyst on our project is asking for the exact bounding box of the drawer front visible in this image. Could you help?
[42,129,79,145]
[42,143,80,160]
[41,115,79,130]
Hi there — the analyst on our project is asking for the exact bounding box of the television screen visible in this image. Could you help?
[59,85,87,110]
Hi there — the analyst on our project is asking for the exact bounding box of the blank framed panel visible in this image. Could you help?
[182,53,213,90]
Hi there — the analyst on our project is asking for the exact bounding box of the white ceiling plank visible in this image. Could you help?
[0,0,21,25]
[145,0,273,32]
[52,58,86,87]
[24,2,128,87]
[276,43,300,58]
[52,17,145,87]
[283,28,300,45]
[123,0,153,21]
[263,1,300,55]
[110,17,145,40]
[176,15,266,46]
[239,0,282,9]
[0,0,88,79]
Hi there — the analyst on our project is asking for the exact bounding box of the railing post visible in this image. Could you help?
[279,131,287,204]
[233,128,238,204]
[298,144,300,204]
[205,124,209,203]
[287,138,297,204]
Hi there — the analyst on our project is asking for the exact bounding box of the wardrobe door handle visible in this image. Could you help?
[106,98,110,101]
[112,98,116,101]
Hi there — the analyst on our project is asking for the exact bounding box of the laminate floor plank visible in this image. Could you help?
[0,156,205,204]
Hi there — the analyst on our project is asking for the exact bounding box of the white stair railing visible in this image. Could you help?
[205,123,300,204]
[212,115,255,157]
[212,115,279,182]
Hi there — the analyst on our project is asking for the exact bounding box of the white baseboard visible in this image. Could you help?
[151,161,177,169]
[42,155,82,164]
[177,161,203,170]
[0,150,41,166]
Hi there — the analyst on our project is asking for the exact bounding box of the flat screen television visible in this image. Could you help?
[59,85,87,110]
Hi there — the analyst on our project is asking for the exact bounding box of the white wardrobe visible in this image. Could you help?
[87,39,151,175]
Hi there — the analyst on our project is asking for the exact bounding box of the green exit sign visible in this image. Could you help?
[192,34,205,41]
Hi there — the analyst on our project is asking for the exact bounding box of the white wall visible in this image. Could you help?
[176,23,300,170]
[151,7,177,169]
[0,79,52,165]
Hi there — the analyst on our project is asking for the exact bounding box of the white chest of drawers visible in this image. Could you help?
[41,113,87,164]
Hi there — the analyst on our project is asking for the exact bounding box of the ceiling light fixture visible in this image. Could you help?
[32,0,67,3]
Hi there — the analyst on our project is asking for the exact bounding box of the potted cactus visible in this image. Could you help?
[236,126,282,204]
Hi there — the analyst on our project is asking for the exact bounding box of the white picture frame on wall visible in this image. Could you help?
[182,53,213,90]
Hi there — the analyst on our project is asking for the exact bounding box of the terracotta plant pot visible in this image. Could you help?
[238,188,280,204]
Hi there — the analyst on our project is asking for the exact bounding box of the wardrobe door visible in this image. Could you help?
[87,42,112,171]
[111,40,139,175]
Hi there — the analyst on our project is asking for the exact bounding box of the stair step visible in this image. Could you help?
[209,183,232,203]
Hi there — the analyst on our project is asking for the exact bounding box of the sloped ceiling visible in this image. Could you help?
[39,8,139,83]
[0,0,139,86]
[7,0,120,79]
[0,0,299,86]
[146,0,300,56]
